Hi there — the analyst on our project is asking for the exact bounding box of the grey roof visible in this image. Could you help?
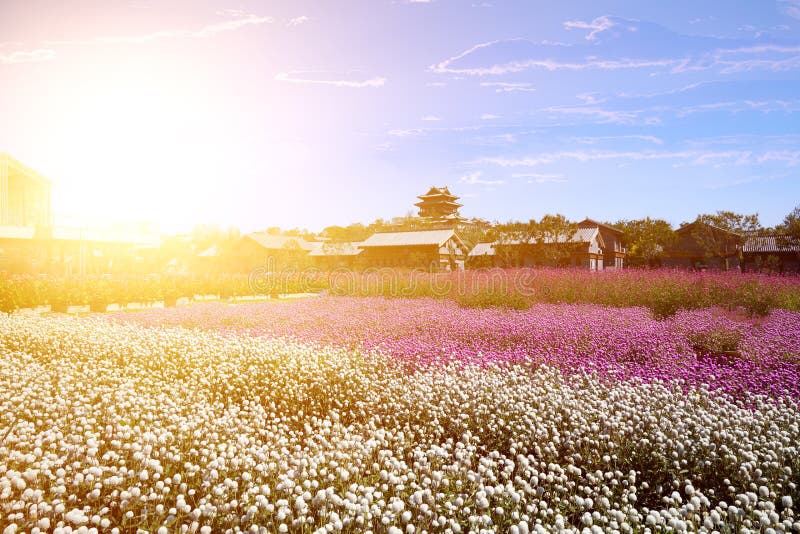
[245,233,313,251]
[497,227,601,246]
[743,235,800,253]
[578,218,623,235]
[676,220,741,237]
[308,241,363,256]
[468,242,496,257]
[359,229,460,248]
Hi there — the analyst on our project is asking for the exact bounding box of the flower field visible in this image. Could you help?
[2,297,800,532]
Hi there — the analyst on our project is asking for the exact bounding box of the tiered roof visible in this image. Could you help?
[414,186,462,220]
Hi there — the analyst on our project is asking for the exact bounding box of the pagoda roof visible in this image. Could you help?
[414,200,463,208]
[417,186,459,200]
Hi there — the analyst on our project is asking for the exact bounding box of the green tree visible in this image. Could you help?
[492,220,536,267]
[778,205,800,245]
[777,205,800,269]
[613,218,676,268]
[692,211,761,271]
[533,214,577,266]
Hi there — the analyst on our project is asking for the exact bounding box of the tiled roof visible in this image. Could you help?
[245,233,313,251]
[468,242,496,257]
[578,218,623,235]
[676,220,741,237]
[743,235,800,253]
[360,229,459,248]
[498,227,601,245]
[308,241,363,256]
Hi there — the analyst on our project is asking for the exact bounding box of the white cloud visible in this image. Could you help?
[563,16,618,41]
[387,125,482,137]
[569,135,664,145]
[0,49,56,64]
[480,113,501,119]
[275,71,386,88]
[287,16,309,26]
[476,149,800,168]
[431,22,800,79]
[480,82,535,93]
[42,13,273,47]
[459,171,504,185]
[512,173,567,183]
[388,128,423,137]
[471,133,517,145]
[421,115,441,121]
[430,39,677,75]
[541,105,644,124]
[575,93,606,105]
[780,0,800,20]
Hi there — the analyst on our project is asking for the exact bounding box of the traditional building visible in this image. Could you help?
[466,242,496,269]
[414,186,462,224]
[577,218,625,269]
[359,228,468,271]
[467,220,626,270]
[308,241,363,270]
[742,235,800,273]
[225,233,313,273]
[663,221,742,270]
[491,227,606,269]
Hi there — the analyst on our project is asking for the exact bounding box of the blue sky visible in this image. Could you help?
[1,0,799,232]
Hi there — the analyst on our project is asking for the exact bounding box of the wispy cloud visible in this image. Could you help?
[470,133,517,145]
[540,105,648,125]
[287,16,309,27]
[480,82,535,93]
[563,16,619,41]
[387,125,482,137]
[430,18,800,78]
[430,37,676,76]
[569,135,664,145]
[780,0,800,20]
[512,173,567,183]
[676,98,800,116]
[41,13,273,47]
[0,49,56,64]
[460,171,505,185]
[421,115,441,121]
[480,113,501,119]
[275,71,386,88]
[476,149,800,168]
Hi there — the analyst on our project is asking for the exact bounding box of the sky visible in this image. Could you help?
[1,0,799,234]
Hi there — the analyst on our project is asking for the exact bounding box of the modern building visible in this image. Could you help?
[0,154,158,275]
[0,153,52,227]
[358,228,468,270]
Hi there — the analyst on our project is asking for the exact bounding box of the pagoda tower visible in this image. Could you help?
[415,186,462,223]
